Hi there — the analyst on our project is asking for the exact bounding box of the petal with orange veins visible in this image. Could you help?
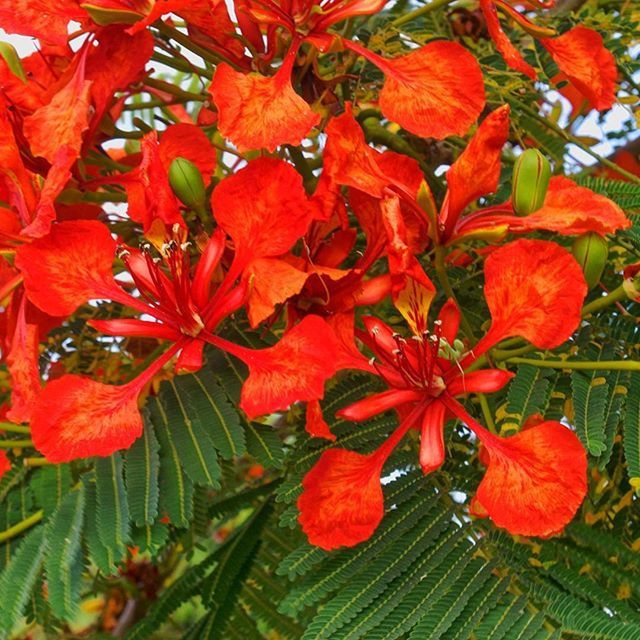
[211,157,312,269]
[214,315,339,419]
[373,41,485,139]
[298,448,385,550]
[31,375,143,462]
[23,60,92,164]
[443,105,510,230]
[210,55,319,152]
[541,26,616,112]
[6,303,41,424]
[478,238,587,353]
[0,0,85,46]
[324,104,389,197]
[478,0,536,80]
[507,176,630,236]
[244,258,310,327]
[473,420,587,537]
[158,123,216,182]
[15,220,120,316]
[21,146,76,238]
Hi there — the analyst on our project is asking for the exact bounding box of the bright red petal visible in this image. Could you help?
[31,375,143,462]
[419,401,446,475]
[210,60,319,152]
[222,315,340,419]
[15,220,119,316]
[447,369,514,396]
[23,60,92,164]
[298,448,385,550]
[211,157,312,269]
[479,0,536,80]
[473,421,587,537]
[305,399,336,441]
[443,105,510,230]
[479,238,587,351]
[378,41,485,139]
[541,26,616,111]
[506,176,630,236]
[158,123,216,181]
[0,0,85,46]
[6,302,41,424]
[244,258,309,328]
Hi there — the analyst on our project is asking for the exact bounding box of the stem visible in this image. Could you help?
[392,0,456,26]
[0,439,33,448]
[434,246,475,339]
[505,357,640,371]
[23,457,52,467]
[0,423,30,434]
[581,285,627,316]
[477,394,497,434]
[0,510,43,544]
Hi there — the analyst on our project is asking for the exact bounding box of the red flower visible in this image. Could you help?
[298,239,588,549]
[478,1,616,111]
[17,160,341,461]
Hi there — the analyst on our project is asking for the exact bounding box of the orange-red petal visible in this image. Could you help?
[158,123,216,181]
[479,0,536,80]
[377,41,485,139]
[31,375,143,462]
[298,448,385,550]
[305,399,336,441]
[506,176,629,236]
[443,105,510,230]
[472,420,587,537]
[15,220,119,316]
[211,157,312,269]
[232,315,340,419]
[210,61,319,152]
[479,238,587,351]
[541,26,616,112]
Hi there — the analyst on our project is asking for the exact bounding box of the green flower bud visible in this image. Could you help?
[169,157,207,215]
[81,3,139,26]
[512,149,551,216]
[572,232,608,289]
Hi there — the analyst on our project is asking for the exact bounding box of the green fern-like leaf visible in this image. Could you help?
[44,485,85,620]
[0,525,46,637]
[157,377,222,487]
[149,397,194,527]
[126,418,160,527]
[623,371,640,490]
[95,453,130,560]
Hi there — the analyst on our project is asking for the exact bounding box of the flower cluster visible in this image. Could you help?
[0,0,633,551]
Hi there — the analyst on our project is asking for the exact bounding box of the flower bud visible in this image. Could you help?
[572,232,608,289]
[623,263,640,301]
[512,149,551,216]
[168,157,207,215]
[81,3,139,26]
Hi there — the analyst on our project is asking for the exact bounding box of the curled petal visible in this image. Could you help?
[419,401,447,475]
[478,239,587,352]
[443,105,510,230]
[472,421,587,537]
[541,27,616,112]
[377,41,485,139]
[211,157,312,268]
[210,59,319,152]
[31,375,143,462]
[298,448,385,550]
[479,0,536,79]
[306,399,336,441]
[338,389,423,422]
[15,220,120,316]
[6,305,41,424]
[506,176,630,236]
